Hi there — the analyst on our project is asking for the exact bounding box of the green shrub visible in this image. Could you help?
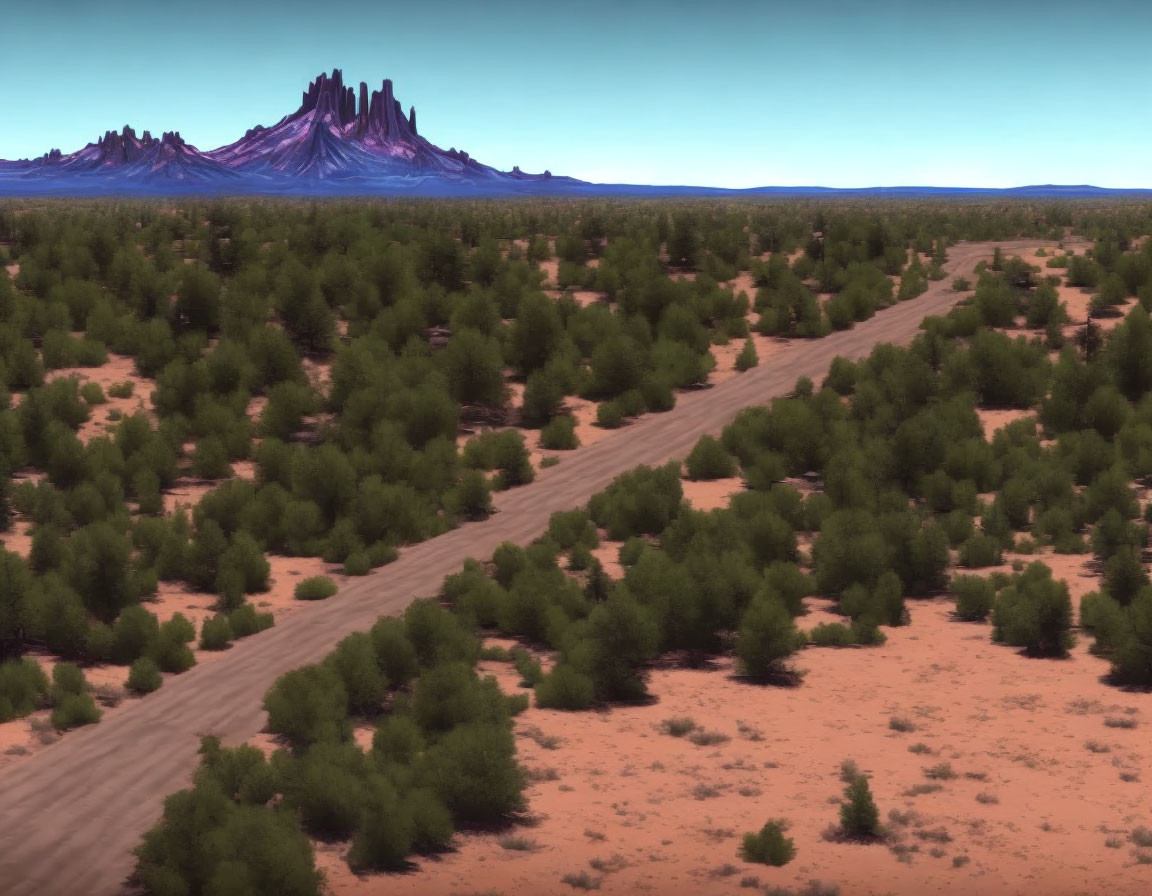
[423,721,526,824]
[111,605,161,664]
[263,664,349,750]
[741,819,795,866]
[495,647,537,690]
[735,338,759,372]
[991,562,1074,656]
[0,658,49,722]
[108,381,135,399]
[295,576,338,601]
[343,551,372,576]
[51,692,101,730]
[736,595,806,682]
[958,534,1002,568]
[50,662,87,699]
[685,435,738,480]
[80,381,107,405]
[200,614,234,651]
[548,509,599,550]
[596,401,625,429]
[808,622,856,647]
[229,603,274,638]
[127,656,163,694]
[535,664,595,710]
[952,574,995,622]
[540,415,579,450]
[839,774,880,838]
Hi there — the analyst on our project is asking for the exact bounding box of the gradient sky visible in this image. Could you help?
[2,0,1150,188]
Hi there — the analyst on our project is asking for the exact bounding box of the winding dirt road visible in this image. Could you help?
[0,241,1045,896]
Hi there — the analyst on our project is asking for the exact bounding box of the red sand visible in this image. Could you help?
[44,354,155,443]
[311,478,1152,896]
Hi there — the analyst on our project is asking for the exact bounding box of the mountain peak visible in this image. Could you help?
[0,69,577,193]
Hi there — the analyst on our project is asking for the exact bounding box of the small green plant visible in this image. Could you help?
[499,835,540,851]
[839,774,881,838]
[199,615,233,651]
[952,277,972,291]
[108,381,135,399]
[923,762,957,780]
[540,455,561,468]
[661,716,697,737]
[80,382,107,405]
[127,657,162,694]
[741,819,795,866]
[561,870,601,890]
[735,338,759,372]
[541,415,579,450]
[688,729,730,747]
[294,576,338,601]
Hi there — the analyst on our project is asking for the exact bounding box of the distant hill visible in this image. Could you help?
[1,71,1148,198]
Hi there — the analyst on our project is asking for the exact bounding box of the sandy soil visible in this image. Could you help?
[680,476,744,512]
[0,521,34,559]
[538,259,559,287]
[709,333,782,385]
[316,468,1152,896]
[976,409,1034,442]
[44,354,155,442]
[322,540,1150,896]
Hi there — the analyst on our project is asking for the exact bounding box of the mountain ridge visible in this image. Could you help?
[1,71,1149,197]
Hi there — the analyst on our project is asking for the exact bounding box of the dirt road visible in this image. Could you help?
[0,241,1045,896]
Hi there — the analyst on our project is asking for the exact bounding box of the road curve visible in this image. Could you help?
[0,240,1043,896]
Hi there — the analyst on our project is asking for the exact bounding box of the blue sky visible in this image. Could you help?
[2,0,1149,187]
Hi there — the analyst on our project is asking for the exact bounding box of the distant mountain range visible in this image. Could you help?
[1,71,1150,198]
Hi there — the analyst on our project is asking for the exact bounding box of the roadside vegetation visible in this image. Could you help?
[5,198,1152,889]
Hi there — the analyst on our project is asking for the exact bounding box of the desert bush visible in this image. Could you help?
[541,415,579,450]
[991,562,1073,656]
[197,614,233,651]
[127,656,163,694]
[263,664,349,750]
[952,574,995,621]
[295,576,338,601]
[229,603,274,638]
[741,819,795,866]
[685,435,738,480]
[535,664,596,710]
[839,774,881,839]
[736,595,806,681]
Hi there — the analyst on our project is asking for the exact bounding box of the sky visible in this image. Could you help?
[1,0,1150,188]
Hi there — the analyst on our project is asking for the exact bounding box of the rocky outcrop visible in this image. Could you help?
[0,69,579,192]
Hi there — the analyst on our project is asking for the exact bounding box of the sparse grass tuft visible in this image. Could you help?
[923,762,956,780]
[889,715,916,733]
[1130,826,1152,848]
[693,783,722,800]
[688,729,731,747]
[1104,717,1138,729]
[975,791,999,805]
[839,758,860,782]
[952,855,970,868]
[661,716,696,737]
[561,871,601,890]
[904,783,943,797]
[908,742,933,755]
[499,836,540,852]
[1085,739,1111,753]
